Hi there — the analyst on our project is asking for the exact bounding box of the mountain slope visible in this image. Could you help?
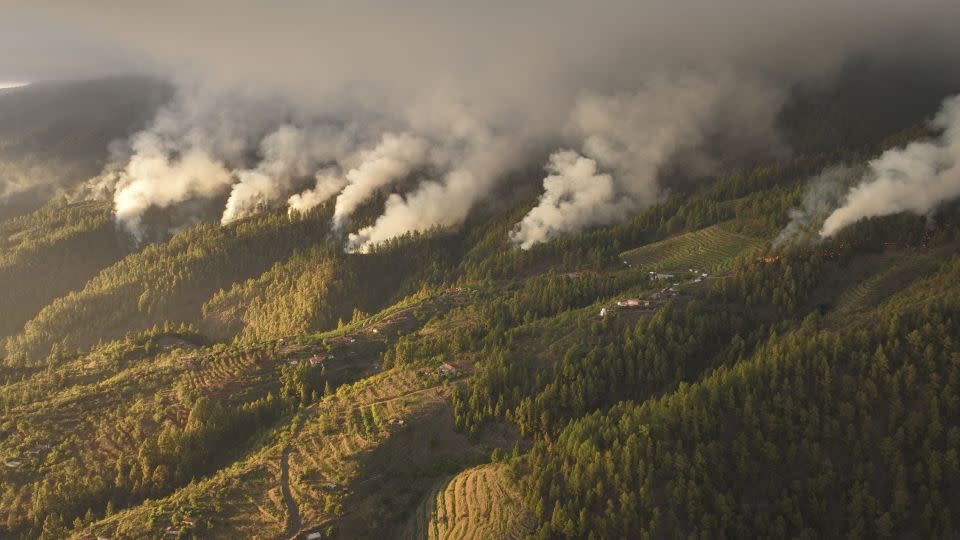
[0,199,128,341]
[2,96,960,540]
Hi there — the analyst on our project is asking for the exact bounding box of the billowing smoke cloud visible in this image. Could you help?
[223,124,353,224]
[774,165,857,246]
[510,151,634,249]
[113,147,233,241]
[330,132,429,230]
[9,1,960,247]
[98,85,295,237]
[821,94,960,237]
[345,100,531,252]
[287,169,348,216]
[510,73,784,248]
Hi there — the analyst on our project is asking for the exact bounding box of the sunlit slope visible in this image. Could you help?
[0,200,127,340]
[4,211,329,362]
[408,464,534,540]
[620,221,763,272]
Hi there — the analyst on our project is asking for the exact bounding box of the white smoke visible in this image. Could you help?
[774,165,857,246]
[330,132,429,230]
[113,147,233,241]
[511,73,783,248]
[287,168,348,216]
[222,124,352,224]
[509,151,634,249]
[26,1,960,248]
[821,94,960,237]
[102,86,292,237]
[345,100,528,253]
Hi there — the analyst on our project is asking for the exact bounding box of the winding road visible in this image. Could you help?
[281,444,302,538]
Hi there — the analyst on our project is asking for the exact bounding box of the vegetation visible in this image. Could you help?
[2,84,960,539]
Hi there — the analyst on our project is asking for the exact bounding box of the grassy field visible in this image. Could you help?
[406,463,533,540]
[620,221,764,272]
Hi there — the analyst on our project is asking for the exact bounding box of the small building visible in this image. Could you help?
[307,533,324,540]
[4,459,21,468]
[388,417,406,426]
[617,299,642,308]
[599,307,607,318]
[651,273,675,281]
[439,363,459,376]
[308,353,332,366]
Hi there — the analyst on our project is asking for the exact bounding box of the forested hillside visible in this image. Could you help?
[1,76,960,540]
[0,199,128,341]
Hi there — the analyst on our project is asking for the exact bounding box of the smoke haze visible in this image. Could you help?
[5,1,960,247]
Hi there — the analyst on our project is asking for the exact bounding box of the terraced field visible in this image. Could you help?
[407,464,533,540]
[620,221,763,272]
[828,249,945,323]
[288,366,452,535]
[73,443,289,540]
[9,290,495,539]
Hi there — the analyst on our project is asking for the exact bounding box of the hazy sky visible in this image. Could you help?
[5,1,960,246]
[6,0,960,102]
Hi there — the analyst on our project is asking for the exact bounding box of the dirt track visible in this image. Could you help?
[281,443,302,539]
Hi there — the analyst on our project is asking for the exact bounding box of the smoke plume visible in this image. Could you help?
[510,151,634,250]
[510,73,784,248]
[820,94,960,237]
[774,165,858,246]
[222,124,353,224]
[113,148,233,241]
[8,1,960,247]
[287,169,348,216]
[330,132,429,230]
[344,98,530,252]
